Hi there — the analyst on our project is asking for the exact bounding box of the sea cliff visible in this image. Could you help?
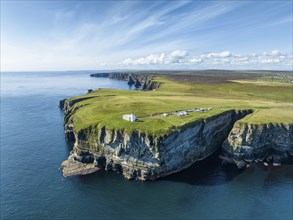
[221,123,293,168]
[62,103,252,180]
[60,71,292,180]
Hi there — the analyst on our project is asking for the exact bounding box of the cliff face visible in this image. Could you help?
[62,96,97,142]
[63,109,252,180]
[221,123,293,168]
[59,99,66,109]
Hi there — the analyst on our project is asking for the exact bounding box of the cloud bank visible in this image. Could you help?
[122,50,189,65]
[121,50,292,69]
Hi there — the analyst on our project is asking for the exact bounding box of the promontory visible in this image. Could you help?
[60,70,293,180]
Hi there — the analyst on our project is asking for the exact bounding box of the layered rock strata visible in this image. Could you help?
[61,107,253,180]
[221,123,293,168]
[61,154,100,177]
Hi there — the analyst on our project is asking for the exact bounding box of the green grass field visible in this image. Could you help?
[66,71,293,136]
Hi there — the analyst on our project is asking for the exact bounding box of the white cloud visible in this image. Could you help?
[260,58,281,64]
[203,51,232,58]
[271,50,281,56]
[170,50,188,58]
[122,50,189,65]
[122,58,133,65]
[189,58,203,63]
[168,50,188,64]
[220,51,232,58]
[120,49,292,70]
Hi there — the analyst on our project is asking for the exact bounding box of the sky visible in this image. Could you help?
[1,0,292,71]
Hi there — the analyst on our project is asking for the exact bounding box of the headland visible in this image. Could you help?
[60,70,293,180]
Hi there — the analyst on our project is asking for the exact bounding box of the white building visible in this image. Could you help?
[176,111,187,116]
[122,113,137,122]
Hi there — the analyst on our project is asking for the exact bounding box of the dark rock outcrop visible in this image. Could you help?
[128,76,135,85]
[59,99,67,109]
[64,123,75,141]
[90,73,109,77]
[134,79,141,88]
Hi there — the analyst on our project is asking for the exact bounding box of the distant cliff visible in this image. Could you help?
[89,73,109,77]
[90,72,160,90]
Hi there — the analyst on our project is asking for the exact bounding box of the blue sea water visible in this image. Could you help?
[1,71,292,219]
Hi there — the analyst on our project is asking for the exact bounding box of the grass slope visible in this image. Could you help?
[67,71,292,136]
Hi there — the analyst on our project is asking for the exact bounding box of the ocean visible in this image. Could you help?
[1,71,292,219]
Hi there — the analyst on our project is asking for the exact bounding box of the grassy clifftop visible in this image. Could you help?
[65,71,292,136]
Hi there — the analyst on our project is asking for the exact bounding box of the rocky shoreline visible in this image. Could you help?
[61,158,100,177]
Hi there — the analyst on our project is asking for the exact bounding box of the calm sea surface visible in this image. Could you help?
[1,72,292,219]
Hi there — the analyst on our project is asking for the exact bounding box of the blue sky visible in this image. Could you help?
[1,0,292,71]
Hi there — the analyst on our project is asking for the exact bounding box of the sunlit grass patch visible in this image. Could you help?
[66,72,292,136]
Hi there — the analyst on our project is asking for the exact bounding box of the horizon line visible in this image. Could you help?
[1,68,293,73]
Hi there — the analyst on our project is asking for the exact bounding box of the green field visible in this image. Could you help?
[66,71,293,136]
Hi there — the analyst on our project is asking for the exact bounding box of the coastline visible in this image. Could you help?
[60,71,293,179]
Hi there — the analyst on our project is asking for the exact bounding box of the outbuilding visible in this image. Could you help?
[122,113,137,122]
[176,111,187,116]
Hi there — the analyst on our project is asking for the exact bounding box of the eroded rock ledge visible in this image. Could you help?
[221,123,293,168]
[61,109,253,180]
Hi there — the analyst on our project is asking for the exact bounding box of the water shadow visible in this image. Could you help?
[262,163,293,186]
[160,148,243,186]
